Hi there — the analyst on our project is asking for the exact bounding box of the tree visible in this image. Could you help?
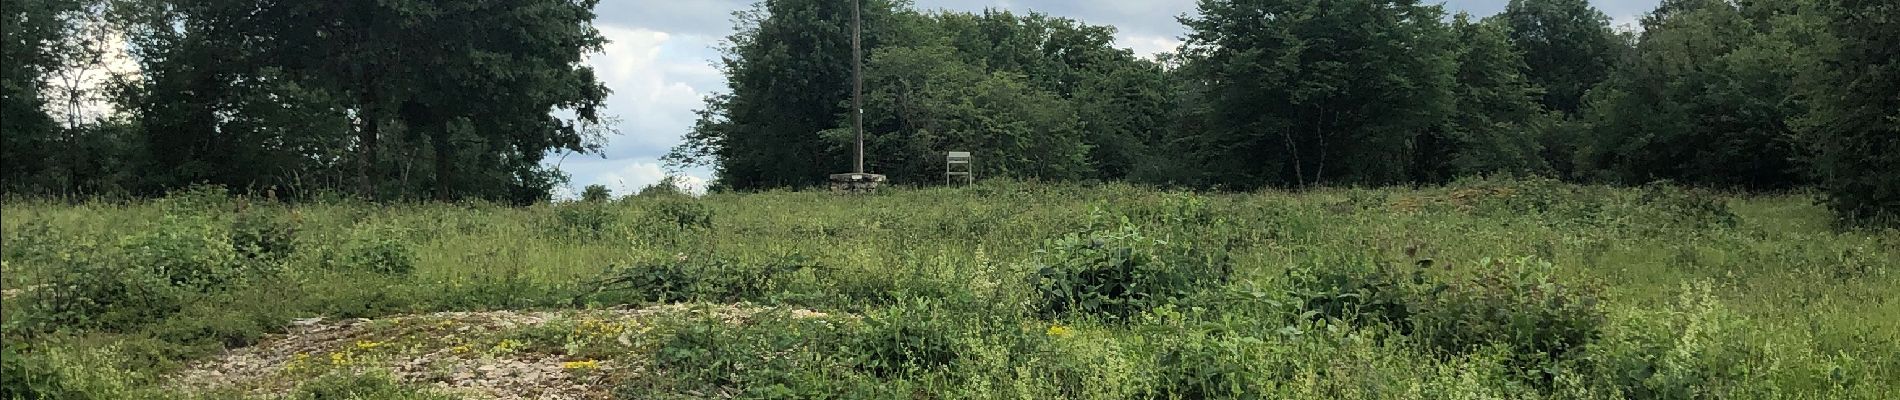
[1501,0,1621,115]
[1799,0,1899,224]
[671,0,911,190]
[833,44,1090,183]
[580,184,612,202]
[1415,14,1550,183]
[2,0,88,194]
[1176,0,1457,188]
[1577,0,1817,189]
[253,0,608,202]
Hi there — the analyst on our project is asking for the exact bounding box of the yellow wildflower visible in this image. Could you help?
[452,345,471,353]
[355,340,382,350]
[1046,324,1074,338]
[561,360,600,370]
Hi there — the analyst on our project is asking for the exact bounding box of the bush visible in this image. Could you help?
[550,203,618,240]
[1411,257,1606,379]
[1634,182,1739,230]
[1030,224,1231,321]
[1282,256,1419,331]
[229,207,299,261]
[122,214,246,290]
[848,300,963,377]
[580,255,819,305]
[637,309,867,398]
[0,341,138,400]
[647,198,713,231]
[333,223,416,275]
[19,248,182,331]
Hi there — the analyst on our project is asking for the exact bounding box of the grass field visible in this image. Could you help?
[2,178,1896,399]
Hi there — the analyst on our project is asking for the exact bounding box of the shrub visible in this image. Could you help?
[230,207,299,261]
[550,203,618,239]
[0,341,139,400]
[583,261,700,304]
[1282,256,1419,331]
[580,255,819,305]
[1412,257,1605,382]
[121,214,245,290]
[638,309,865,397]
[2,220,59,263]
[647,198,713,231]
[334,223,416,275]
[1633,182,1739,230]
[848,300,963,377]
[1030,224,1231,321]
[19,248,182,332]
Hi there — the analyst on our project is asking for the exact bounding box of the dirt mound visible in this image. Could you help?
[175,304,835,399]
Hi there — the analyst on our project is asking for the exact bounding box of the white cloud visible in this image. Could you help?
[556,157,709,200]
[1115,33,1181,60]
[552,24,721,196]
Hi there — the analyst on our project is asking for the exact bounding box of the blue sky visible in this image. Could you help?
[554,0,1657,197]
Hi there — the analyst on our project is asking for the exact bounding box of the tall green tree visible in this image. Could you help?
[671,0,911,190]
[1,0,87,194]
[835,44,1090,183]
[1176,0,1456,188]
[1500,0,1621,115]
[1799,0,1899,224]
[257,0,608,202]
[1414,14,1550,183]
[1578,0,1817,189]
[915,10,1168,180]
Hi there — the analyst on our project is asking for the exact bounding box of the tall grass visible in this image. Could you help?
[2,178,1894,398]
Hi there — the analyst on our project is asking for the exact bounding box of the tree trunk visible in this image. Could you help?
[433,123,453,201]
[357,110,379,199]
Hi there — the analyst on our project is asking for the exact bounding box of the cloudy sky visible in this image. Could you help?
[557,0,1658,197]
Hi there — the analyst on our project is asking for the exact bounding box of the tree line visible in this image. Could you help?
[3,0,1894,222]
[2,0,610,203]
[668,0,1896,224]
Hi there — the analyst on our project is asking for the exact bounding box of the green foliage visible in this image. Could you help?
[581,255,817,305]
[230,206,299,261]
[18,246,181,332]
[579,184,613,202]
[1578,0,1816,189]
[121,214,246,290]
[1501,0,1623,115]
[638,309,870,398]
[1412,257,1606,380]
[290,370,452,400]
[549,203,618,240]
[1282,256,1419,330]
[1797,0,1900,226]
[1175,0,1458,187]
[0,341,139,400]
[3,178,1896,398]
[1420,14,1553,182]
[849,300,963,377]
[333,223,416,276]
[1031,224,1231,321]
[645,198,714,231]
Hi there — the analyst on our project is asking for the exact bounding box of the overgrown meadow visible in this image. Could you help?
[2,178,1895,399]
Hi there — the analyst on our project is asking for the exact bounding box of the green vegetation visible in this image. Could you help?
[3,180,1895,398]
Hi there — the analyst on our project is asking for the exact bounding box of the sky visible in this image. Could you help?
[557,0,1659,198]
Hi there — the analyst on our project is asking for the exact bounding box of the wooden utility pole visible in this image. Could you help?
[852,0,864,173]
[828,0,884,192]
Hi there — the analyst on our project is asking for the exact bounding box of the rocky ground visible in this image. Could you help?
[174,304,839,399]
